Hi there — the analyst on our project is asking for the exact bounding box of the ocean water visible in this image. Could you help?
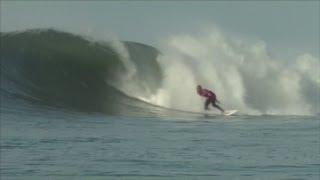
[1,105,319,180]
[1,29,319,179]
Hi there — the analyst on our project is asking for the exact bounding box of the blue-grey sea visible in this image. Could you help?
[1,105,319,180]
[1,29,319,179]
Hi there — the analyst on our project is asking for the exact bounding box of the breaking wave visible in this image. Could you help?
[1,29,164,116]
[1,28,319,116]
[148,28,319,115]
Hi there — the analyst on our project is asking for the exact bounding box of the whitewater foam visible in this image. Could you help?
[142,28,319,115]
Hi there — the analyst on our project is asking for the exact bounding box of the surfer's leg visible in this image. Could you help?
[205,98,211,110]
[212,102,225,113]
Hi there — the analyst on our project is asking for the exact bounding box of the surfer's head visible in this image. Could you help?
[197,85,202,93]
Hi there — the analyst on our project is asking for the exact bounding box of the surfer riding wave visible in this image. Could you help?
[197,85,225,113]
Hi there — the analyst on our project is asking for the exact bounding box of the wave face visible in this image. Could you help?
[1,28,319,116]
[1,29,163,116]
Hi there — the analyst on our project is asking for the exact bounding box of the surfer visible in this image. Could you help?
[197,85,225,113]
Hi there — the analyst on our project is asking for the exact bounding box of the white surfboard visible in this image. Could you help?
[223,110,238,116]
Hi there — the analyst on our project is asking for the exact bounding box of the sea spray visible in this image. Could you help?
[109,39,137,80]
[146,28,319,115]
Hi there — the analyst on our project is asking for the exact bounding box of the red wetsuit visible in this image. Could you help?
[198,88,216,101]
[197,86,224,112]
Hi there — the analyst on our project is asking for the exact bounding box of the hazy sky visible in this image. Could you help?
[1,1,319,58]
